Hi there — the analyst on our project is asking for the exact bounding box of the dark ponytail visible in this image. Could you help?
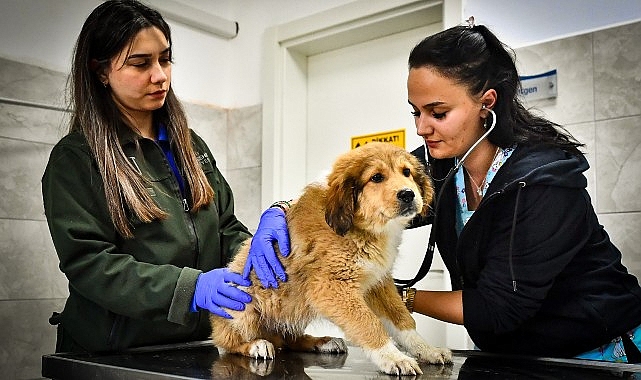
[409,25,583,155]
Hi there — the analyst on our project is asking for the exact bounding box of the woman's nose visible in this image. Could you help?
[415,114,433,136]
[150,62,168,83]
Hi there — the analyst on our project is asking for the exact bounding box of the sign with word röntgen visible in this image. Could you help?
[519,69,557,101]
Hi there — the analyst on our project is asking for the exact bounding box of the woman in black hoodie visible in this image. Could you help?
[400,21,641,362]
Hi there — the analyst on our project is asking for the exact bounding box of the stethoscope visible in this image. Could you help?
[394,107,497,289]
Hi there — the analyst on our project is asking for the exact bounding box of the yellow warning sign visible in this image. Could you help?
[351,128,405,150]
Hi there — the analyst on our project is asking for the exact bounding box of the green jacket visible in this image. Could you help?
[42,127,251,352]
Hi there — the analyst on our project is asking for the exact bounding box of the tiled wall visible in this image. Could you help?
[223,104,263,230]
[0,57,263,379]
[1,20,640,379]
[514,21,641,279]
[0,58,69,380]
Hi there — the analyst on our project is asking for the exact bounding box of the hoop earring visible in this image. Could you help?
[484,108,496,130]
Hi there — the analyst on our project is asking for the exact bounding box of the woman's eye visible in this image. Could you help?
[371,173,384,183]
[411,109,446,119]
[402,168,411,177]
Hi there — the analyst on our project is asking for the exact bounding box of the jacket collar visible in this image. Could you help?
[116,122,162,147]
[117,123,143,147]
[490,144,589,194]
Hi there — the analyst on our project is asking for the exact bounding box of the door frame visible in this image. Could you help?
[261,0,464,204]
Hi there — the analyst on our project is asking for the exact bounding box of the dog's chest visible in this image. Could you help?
[356,235,399,287]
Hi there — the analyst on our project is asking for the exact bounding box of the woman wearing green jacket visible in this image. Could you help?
[42,0,287,353]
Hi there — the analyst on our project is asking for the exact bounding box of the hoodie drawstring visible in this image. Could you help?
[508,181,526,292]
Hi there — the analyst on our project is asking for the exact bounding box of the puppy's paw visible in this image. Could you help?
[396,330,452,365]
[316,337,348,354]
[414,344,452,365]
[248,339,275,360]
[369,341,423,376]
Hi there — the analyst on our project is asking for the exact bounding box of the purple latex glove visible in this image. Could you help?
[191,268,251,319]
[242,207,291,288]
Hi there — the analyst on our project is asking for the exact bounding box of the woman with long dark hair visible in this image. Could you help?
[400,21,641,362]
[42,0,286,352]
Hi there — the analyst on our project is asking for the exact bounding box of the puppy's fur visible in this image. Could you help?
[210,142,452,375]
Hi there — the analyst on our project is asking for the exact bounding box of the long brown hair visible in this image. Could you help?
[69,0,213,238]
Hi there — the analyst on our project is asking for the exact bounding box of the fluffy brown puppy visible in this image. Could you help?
[210,142,452,376]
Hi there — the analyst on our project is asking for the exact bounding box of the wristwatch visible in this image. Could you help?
[400,287,417,313]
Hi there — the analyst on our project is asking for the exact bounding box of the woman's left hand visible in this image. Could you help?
[242,207,290,288]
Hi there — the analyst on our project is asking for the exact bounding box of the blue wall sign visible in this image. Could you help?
[519,69,557,101]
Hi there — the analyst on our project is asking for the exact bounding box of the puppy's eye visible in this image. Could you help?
[403,168,411,177]
[371,173,384,183]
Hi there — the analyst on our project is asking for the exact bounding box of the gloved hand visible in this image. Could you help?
[242,206,291,288]
[191,268,252,319]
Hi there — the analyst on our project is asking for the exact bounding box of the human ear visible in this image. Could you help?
[90,58,110,86]
[480,89,497,117]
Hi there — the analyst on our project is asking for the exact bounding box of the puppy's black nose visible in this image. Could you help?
[397,188,415,204]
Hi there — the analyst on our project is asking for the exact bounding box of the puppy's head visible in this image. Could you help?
[325,142,433,236]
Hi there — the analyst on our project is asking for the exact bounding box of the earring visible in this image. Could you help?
[481,105,496,129]
[481,104,488,128]
[484,109,496,130]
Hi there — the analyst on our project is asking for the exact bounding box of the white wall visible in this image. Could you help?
[180,0,355,107]
[464,0,641,48]
[0,0,354,108]
[1,0,640,108]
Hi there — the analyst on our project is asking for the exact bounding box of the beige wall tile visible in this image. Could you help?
[0,104,68,144]
[0,57,67,108]
[227,104,262,170]
[516,34,594,125]
[0,139,51,220]
[183,102,228,171]
[0,219,67,300]
[594,22,641,120]
[226,166,262,233]
[0,298,65,379]
[595,116,641,213]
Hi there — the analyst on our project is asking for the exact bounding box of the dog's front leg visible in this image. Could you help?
[365,278,452,365]
[313,285,423,376]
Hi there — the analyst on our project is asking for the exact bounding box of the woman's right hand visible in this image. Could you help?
[191,268,252,319]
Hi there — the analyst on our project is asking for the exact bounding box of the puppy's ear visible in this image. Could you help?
[410,156,434,217]
[325,175,358,236]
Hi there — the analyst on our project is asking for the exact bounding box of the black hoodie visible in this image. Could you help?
[411,143,641,357]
